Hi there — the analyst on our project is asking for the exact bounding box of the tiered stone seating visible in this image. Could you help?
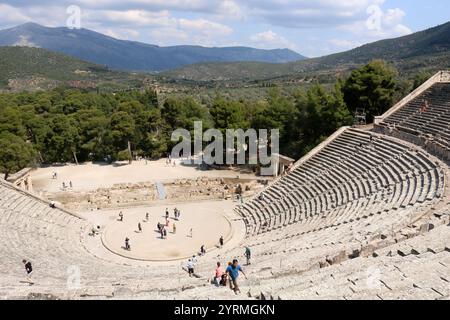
[380,82,450,148]
[258,222,450,300]
[0,98,449,299]
[0,181,209,299]
[236,128,444,239]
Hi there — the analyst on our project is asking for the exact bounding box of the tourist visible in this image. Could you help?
[124,237,130,251]
[145,212,149,221]
[90,226,100,236]
[119,211,123,222]
[138,222,142,233]
[165,208,169,219]
[163,228,167,239]
[192,255,198,265]
[160,228,164,239]
[22,259,33,283]
[173,208,178,219]
[189,228,193,238]
[226,259,247,294]
[187,259,194,277]
[420,100,429,113]
[245,247,251,265]
[177,209,181,220]
[214,262,223,287]
[165,217,170,227]
[62,182,66,189]
[173,223,176,234]
[220,273,228,287]
[219,236,224,247]
[69,181,73,188]
[157,222,161,231]
[200,245,206,256]
[49,201,56,209]
[221,261,232,287]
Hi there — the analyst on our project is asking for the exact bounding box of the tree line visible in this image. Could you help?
[0,60,423,179]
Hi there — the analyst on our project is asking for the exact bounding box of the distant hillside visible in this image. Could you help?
[0,23,306,72]
[0,46,145,91]
[162,21,450,82]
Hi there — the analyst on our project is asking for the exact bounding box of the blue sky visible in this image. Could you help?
[0,0,448,57]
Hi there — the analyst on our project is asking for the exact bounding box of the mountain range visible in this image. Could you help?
[162,21,450,82]
[0,21,449,91]
[0,23,305,72]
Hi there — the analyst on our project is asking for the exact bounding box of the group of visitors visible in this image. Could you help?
[157,222,168,239]
[89,225,101,236]
[185,242,210,278]
[186,255,199,277]
[166,154,177,167]
[61,181,73,190]
[212,247,251,294]
[184,247,252,295]
[159,207,181,239]
[212,258,248,294]
[122,207,183,251]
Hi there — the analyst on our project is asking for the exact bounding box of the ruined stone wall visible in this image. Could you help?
[46,177,264,211]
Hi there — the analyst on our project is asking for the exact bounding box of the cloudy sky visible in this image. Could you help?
[0,0,448,57]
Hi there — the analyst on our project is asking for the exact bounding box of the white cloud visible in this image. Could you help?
[0,0,414,55]
[217,0,245,20]
[147,27,189,46]
[250,30,297,50]
[178,18,233,36]
[393,24,412,36]
[342,5,411,39]
[101,28,123,39]
[0,4,30,25]
[82,9,233,46]
[85,9,176,28]
[242,0,383,28]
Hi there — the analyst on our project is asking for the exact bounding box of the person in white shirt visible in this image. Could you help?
[187,259,194,277]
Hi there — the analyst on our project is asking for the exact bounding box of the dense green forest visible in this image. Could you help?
[0,60,423,179]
